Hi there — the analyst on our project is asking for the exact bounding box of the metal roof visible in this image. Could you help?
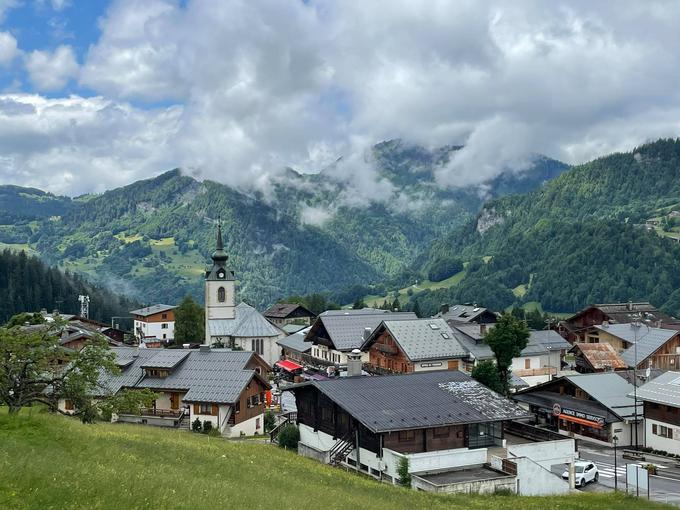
[365,318,468,361]
[597,324,679,367]
[263,303,314,319]
[634,371,680,407]
[449,325,568,360]
[564,372,640,419]
[570,343,627,370]
[276,328,312,353]
[307,310,417,351]
[289,371,530,433]
[209,302,284,338]
[569,302,675,325]
[97,347,267,404]
[140,349,190,369]
[130,304,176,317]
[437,304,494,323]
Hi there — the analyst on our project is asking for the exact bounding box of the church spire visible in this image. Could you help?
[211,217,228,263]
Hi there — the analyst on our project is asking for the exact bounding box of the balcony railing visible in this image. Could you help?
[513,367,557,378]
[375,343,398,355]
[139,407,182,418]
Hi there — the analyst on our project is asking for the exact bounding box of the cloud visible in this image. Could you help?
[25,45,79,91]
[299,205,334,227]
[3,1,680,197]
[0,31,18,66]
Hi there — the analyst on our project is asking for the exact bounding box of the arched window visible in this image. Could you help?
[218,287,226,302]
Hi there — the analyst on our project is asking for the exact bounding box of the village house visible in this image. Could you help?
[596,323,680,371]
[304,309,416,366]
[131,304,176,345]
[558,301,677,344]
[361,318,468,374]
[437,303,498,324]
[635,371,680,455]
[264,303,316,328]
[450,323,570,387]
[21,320,123,351]
[59,346,271,437]
[203,222,286,366]
[569,343,627,373]
[513,372,646,446]
[286,370,575,495]
[276,327,312,364]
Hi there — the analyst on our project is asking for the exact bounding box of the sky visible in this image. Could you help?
[1,0,680,197]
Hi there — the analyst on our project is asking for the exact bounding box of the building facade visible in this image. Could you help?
[131,304,176,343]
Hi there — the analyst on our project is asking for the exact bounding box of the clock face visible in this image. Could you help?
[217,270,225,279]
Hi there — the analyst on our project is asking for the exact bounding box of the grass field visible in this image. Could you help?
[365,269,468,308]
[0,409,669,510]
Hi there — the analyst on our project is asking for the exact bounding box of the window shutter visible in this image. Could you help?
[193,403,199,414]
[212,404,218,416]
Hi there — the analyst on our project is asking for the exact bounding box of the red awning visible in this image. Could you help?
[275,360,304,373]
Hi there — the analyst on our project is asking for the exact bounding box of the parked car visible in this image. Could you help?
[562,461,599,488]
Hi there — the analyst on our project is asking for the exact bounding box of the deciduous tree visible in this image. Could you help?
[484,313,529,396]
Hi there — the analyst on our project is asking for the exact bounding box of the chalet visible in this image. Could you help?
[558,302,676,344]
[595,323,680,371]
[276,327,312,364]
[361,318,468,374]
[21,321,122,351]
[39,310,129,344]
[304,309,416,366]
[131,304,176,344]
[569,343,627,373]
[513,372,645,446]
[287,370,576,495]
[451,324,569,386]
[60,346,271,437]
[437,303,498,324]
[264,303,316,327]
[635,371,680,455]
[203,223,286,366]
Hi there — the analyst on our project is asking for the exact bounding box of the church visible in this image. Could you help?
[203,222,285,367]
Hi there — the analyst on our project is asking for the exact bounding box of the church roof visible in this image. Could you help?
[205,221,235,281]
[209,303,284,338]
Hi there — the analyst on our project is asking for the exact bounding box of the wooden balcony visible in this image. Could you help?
[139,407,183,418]
[513,367,557,378]
[375,343,398,355]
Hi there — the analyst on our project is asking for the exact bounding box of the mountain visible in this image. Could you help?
[413,138,680,317]
[0,248,138,324]
[0,141,567,309]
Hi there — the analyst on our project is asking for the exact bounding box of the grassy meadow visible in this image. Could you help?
[0,409,670,510]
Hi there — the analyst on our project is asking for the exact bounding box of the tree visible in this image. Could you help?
[0,322,116,415]
[411,299,422,318]
[174,295,205,345]
[264,411,276,433]
[483,313,530,396]
[397,456,411,487]
[352,298,366,310]
[5,312,45,328]
[392,298,401,311]
[471,360,504,394]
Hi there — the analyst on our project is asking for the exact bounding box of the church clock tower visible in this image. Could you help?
[204,220,236,342]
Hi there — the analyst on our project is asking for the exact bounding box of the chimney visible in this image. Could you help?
[200,345,211,353]
[601,320,609,328]
[363,327,372,342]
[440,304,450,315]
[480,324,487,335]
[347,349,362,377]
[183,343,191,349]
[627,300,633,311]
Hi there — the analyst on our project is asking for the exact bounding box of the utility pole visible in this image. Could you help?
[613,435,619,491]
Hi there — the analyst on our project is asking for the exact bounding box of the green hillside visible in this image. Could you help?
[0,410,667,510]
[0,141,566,308]
[412,139,680,317]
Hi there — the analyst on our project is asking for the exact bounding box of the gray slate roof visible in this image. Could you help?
[130,304,176,317]
[365,318,468,361]
[307,309,417,351]
[289,370,530,433]
[437,304,494,323]
[597,324,679,367]
[634,371,680,407]
[276,328,312,354]
[522,330,571,356]
[264,303,315,319]
[209,302,284,338]
[564,372,640,419]
[97,347,267,404]
[140,349,190,369]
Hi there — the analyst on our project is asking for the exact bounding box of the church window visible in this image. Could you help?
[218,287,226,302]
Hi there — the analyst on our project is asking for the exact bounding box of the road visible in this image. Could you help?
[550,441,680,505]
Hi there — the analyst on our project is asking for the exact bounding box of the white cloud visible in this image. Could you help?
[25,45,79,91]
[299,205,334,227]
[3,1,680,196]
[0,31,18,66]
[51,0,71,11]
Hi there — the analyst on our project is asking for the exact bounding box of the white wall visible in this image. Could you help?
[513,457,571,496]
[232,335,282,367]
[231,412,265,437]
[310,344,369,365]
[135,319,175,341]
[507,439,576,470]
[383,447,488,479]
[645,418,680,455]
[511,355,543,371]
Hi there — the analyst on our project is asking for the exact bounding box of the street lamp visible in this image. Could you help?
[613,435,619,492]
[629,312,650,450]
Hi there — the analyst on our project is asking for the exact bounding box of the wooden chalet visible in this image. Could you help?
[264,303,316,327]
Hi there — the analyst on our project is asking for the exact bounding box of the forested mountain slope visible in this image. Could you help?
[414,139,680,317]
[0,141,566,307]
[0,249,137,324]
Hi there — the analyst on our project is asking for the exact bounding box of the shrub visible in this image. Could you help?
[264,411,276,433]
[277,424,300,450]
[191,418,202,433]
[207,427,221,438]
[202,420,213,434]
[397,456,411,487]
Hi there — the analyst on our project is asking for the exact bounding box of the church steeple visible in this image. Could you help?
[212,218,228,263]
[206,218,234,281]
